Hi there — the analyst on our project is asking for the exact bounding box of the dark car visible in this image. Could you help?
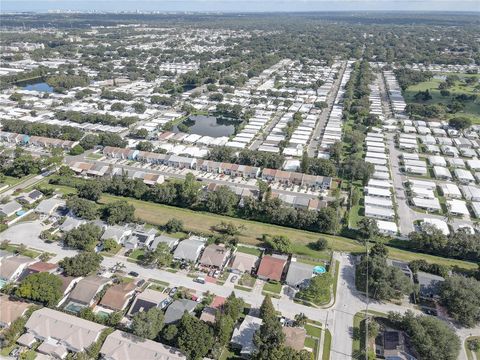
[128,271,139,277]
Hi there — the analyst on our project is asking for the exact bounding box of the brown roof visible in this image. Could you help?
[0,296,30,326]
[210,296,226,309]
[69,276,111,305]
[59,274,79,294]
[199,244,230,268]
[199,306,216,323]
[27,262,57,273]
[99,282,137,311]
[256,256,286,281]
[283,327,307,351]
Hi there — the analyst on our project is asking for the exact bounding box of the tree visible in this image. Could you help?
[259,294,276,321]
[388,311,460,360]
[60,252,103,277]
[265,235,292,254]
[164,218,184,233]
[253,311,285,360]
[131,307,164,339]
[440,275,480,327]
[177,313,215,360]
[205,186,238,215]
[215,313,235,346]
[293,313,308,327]
[356,253,413,300]
[178,173,201,207]
[79,134,100,150]
[296,273,333,305]
[77,182,103,201]
[223,292,245,322]
[357,218,379,242]
[142,243,173,268]
[69,144,85,155]
[136,141,154,152]
[16,272,62,306]
[449,116,472,130]
[66,196,98,220]
[101,200,135,225]
[63,223,102,251]
[102,238,120,253]
[311,238,328,251]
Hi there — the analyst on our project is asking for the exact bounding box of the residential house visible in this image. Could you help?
[124,227,157,250]
[16,190,43,205]
[198,244,231,270]
[164,299,197,325]
[0,255,37,282]
[173,236,206,263]
[150,234,179,251]
[0,200,22,217]
[285,261,314,288]
[57,274,82,306]
[128,288,171,316]
[20,262,58,280]
[231,315,263,358]
[65,276,111,310]
[0,295,31,328]
[230,252,259,274]
[100,330,186,360]
[17,308,106,357]
[35,198,64,216]
[256,255,287,282]
[101,225,132,245]
[416,271,445,299]
[282,327,307,351]
[99,281,137,312]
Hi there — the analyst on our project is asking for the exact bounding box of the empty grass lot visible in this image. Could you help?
[98,194,477,270]
[262,281,282,294]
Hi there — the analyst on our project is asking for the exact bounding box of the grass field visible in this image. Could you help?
[322,329,332,360]
[305,324,322,338]
[236,245,262,257]
[98,194,477,270]
[263,281,282,294]
[404,73,480,123]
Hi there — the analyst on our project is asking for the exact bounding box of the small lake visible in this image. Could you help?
[175,115,237,137]
[22,81,54,93]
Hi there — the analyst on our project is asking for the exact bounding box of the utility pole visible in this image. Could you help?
[364,238,369,357]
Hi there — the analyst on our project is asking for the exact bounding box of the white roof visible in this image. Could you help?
[376,220,398,233]
[412,197,441,210]
[422,218,450,235]
[447,199,469,216]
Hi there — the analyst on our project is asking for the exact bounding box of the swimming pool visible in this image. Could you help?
[313,265,326,274]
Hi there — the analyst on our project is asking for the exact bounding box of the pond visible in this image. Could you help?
[174,115,237,137]
[22,81,54,93]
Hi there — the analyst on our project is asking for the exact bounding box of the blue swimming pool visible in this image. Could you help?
[313,265,326,274]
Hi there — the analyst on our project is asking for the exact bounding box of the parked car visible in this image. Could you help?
[194,277,205,284]
[128,271,139,277]
[169,287,178,296]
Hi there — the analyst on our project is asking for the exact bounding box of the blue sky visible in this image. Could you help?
[1,0,479,13]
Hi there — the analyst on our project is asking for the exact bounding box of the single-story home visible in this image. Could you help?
[128,288,171,316]
[173,236,206,263]
[230,252,260,274]
[99,281,137,312]
[18,308,106,356]
[100,330,186,360]
[231,315,263,358]
[198,244,231,270]
[0,295,31,328]
[285,261,313,288]
[256,255,287,282]
[164,299,197,325]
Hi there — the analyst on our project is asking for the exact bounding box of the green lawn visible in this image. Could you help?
[305,324,322,338]
[262,281,282,294]
[236,245,262,257]
[322,329,332,360]
[234,285,253,292]
[128,248,145,262]
[0,244,40,258]
[86,153,104,160]
[238,273,256,287]
[304,337,317,349]
[404,74,480,123]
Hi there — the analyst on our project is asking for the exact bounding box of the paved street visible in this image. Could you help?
[307,62,347,157]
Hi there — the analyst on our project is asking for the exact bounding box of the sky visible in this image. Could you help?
[1,0,479,13]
